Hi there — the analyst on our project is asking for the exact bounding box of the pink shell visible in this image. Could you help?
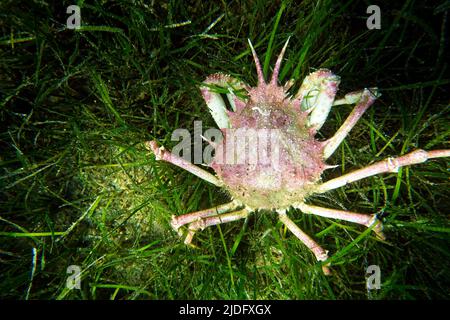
[208,43,326,209]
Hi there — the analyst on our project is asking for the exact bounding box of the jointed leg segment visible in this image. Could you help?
[169,201,248,245]
[278,211,330,274]
[323,88,379,159]
[146,140,222,186]
[170,201,240,233]
[317,149,450,194]
[183,208,250,244]
[294,202,384,239]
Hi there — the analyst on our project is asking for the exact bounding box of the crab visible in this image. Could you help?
[147,39,450,274]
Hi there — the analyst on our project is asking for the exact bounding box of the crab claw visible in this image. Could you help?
[200,73,247,129]
[296,69,341,131]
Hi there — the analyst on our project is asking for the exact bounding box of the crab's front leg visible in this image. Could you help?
[146,140,222,186]
[322,88,379,159]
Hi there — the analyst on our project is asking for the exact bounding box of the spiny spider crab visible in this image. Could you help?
[148,39,450,274]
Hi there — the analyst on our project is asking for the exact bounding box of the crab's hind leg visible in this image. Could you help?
[322,88,379,159]
[183,208,250,245]
[317,149,450,193]
[200,74,247,129]
[277,211,330,275]
[294,202,384,240]
[171,201,240,235]
[147,140,222,186]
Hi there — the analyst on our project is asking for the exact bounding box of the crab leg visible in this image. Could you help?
[278,212,330,274]
[332,90,365,106]
[170,201,240,233]
[294,202,384,239]
[323,88,379,159]
[183,208,250,245]
[147,140,222,186]
[317,149,450,193]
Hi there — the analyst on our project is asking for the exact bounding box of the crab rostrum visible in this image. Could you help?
[148,39,450,274]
